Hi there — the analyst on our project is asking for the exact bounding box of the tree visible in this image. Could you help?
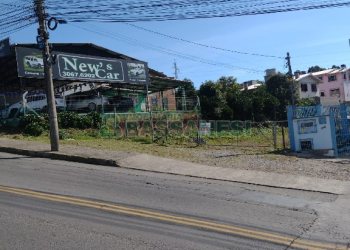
[307,65,325,73]
[198,81,223,119]
[198,77,239,120]
[265,74,298,120]
[175,78,197,111]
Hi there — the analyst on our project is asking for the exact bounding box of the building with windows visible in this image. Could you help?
[295,74,321,99]
[240,80,262,91]
[0,43,188,114]
[295,67,350,105]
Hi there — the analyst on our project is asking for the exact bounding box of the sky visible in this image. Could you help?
[6,5,350,89]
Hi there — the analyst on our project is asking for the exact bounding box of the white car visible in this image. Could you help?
[6,93,65,118]
[66,94,109,112]
[24,56,43,69]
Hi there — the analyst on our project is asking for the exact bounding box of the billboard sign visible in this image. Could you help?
[56,53,125,82]
[16,47,149,85]
[0,38,10,58]
[15,47,45,78]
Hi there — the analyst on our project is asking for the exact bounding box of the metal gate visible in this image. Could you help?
[332,105,350,156]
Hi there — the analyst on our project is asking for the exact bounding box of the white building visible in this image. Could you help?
[295,74,321,99]
[240,80,262,91]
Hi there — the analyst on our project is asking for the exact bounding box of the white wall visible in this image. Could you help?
[293,116,333,151]
[343,80,350,102]
[299,78,319,99]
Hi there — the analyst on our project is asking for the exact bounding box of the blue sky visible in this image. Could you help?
[7,6,350,88]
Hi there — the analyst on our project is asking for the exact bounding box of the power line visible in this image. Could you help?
[39,0,350,22]
[125,23,283,59]
[71,23,266,74]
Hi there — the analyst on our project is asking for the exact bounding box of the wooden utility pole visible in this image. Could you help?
[34,0,60,151]
[286,52,295,106]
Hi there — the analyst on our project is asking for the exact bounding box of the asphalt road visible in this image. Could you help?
[0,152,349,249]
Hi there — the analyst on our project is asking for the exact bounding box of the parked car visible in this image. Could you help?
[5,92,65,118]
[66,94,110,112]
[24,56,43,69]
[107,96,134,112]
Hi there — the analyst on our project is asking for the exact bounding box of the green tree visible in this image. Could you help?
[175,79,197,111]
[265,74,298,120]
[307,65,326,73]
[198,77,239,120]
[198,81,222,119]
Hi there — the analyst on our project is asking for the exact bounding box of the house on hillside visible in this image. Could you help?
[240,80,262,91]
[295,73,322,99]
[295,66,350,105]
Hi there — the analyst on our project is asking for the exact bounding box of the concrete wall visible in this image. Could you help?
[292,116,333,151]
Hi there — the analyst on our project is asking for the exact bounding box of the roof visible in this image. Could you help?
[309,68,348,76]
[0,43,187,92]
[295,73,322,83]
[296,67,349,81]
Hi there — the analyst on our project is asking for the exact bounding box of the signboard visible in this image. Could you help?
[0,38,11,58]
[15,47,149,85]
[15,47,45,78]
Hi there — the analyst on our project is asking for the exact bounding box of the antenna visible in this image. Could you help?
[173,60,179,79]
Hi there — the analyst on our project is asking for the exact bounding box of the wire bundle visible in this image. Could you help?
[0,0,36,39]
[41,0,350,22]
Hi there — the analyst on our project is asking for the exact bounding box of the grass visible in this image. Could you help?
[0,126,289,164]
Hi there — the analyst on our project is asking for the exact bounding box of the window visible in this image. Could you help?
[301,84,308,92]
[311,84,317,92]
[163,98,168,110]
[320,91,325,97]
[328,75,337,82]
[300,139,313,151]
[151,97,158,105]
[298,119,317,134]
[330,88,340,97]
[344,73,347,80]
[318,76,323,80]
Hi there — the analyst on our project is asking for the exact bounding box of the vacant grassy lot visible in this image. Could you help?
[2,128,349,181]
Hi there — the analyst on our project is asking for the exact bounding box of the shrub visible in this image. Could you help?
[19,114,49,130]
[23,122,45,136]
[58,112,80,128]
[58,111,101,129]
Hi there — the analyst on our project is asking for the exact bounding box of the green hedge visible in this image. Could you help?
[18,112,102,136]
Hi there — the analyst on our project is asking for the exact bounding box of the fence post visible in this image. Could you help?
[114,107,117,137]
[273,121,277,150]
[125,120,128,138]
[101,95,104,115]
[282,126,286,149]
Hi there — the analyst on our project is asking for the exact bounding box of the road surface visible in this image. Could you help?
[0,152,349,249]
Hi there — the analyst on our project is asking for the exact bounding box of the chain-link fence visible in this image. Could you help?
[99,112,289,149]
[195,120,289,149]
[0,90,289,150]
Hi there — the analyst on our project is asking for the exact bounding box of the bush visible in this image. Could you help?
[58,112,80,128]
[58,112,101,129]
[19,114,49,130]
[23,123,45,136]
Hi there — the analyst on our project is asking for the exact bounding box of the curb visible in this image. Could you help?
[0,146,348,195]
[0,147,119,167]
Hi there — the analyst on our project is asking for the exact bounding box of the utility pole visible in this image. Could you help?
[174,60,187,111]
[173,60,179,80]
[34,0,59,151]
[286,52,295,106]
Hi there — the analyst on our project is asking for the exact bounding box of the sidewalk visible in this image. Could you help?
[0,137,349,195]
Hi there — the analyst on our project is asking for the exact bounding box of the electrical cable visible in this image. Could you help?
[72,23,266,74]
[124,23,283,59]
